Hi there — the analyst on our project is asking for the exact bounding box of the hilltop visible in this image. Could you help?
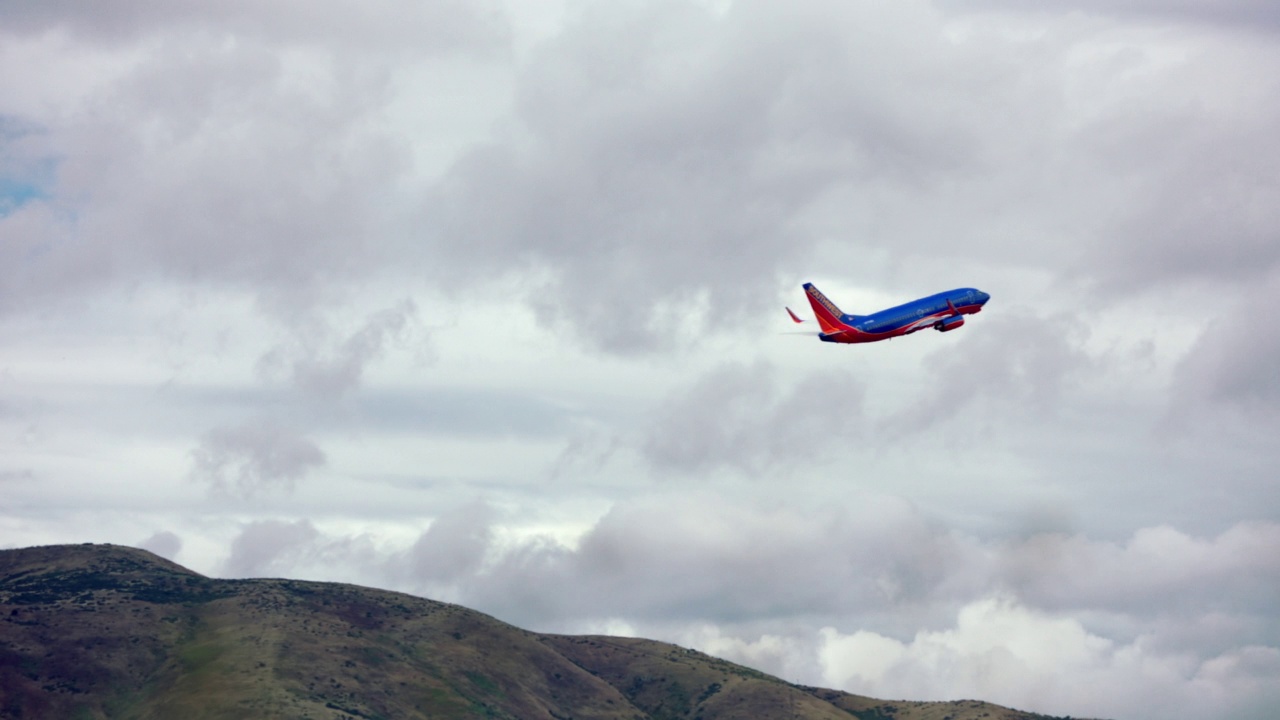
[0,544,1090,719]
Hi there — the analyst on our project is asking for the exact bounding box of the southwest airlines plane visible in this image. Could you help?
[787,283,991,343]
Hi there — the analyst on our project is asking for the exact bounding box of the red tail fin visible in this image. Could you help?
[803,283,848,334]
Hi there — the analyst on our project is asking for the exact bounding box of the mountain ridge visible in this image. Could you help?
[0,543,1095,720]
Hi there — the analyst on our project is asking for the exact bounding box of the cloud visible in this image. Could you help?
[442,494,975,629]
[257,298,422,398]
[424,0,1004,352]
[400,500,495,586]
[996,523,1280,621]
[7,0,1278,352]
[819,595,1280,720]
[195,497,1280,649]
[1174,271,1280,418]
[0,47,410,317]
[477,505,1280,644]
[881,309,1097,438]
[221,518,322,577]
[0,468,35,483]
[189,419,326,498]
[0,0,507,53]
[638,362,866,475]
[414,0,1280,354]
[137,530,182,561]
[0,2,501,321]
[939,0,1280,31]
[683,626,825,689]
[220,518,384,580]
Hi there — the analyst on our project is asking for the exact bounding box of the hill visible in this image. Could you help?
[0,544,1090,719]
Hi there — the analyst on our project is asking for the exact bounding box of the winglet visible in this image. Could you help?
[786,307,805,324]
[947,298,960,316]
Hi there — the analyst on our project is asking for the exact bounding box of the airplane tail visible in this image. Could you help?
[802,283,849,334]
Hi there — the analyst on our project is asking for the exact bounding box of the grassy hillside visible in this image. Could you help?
[0,544,1091,720]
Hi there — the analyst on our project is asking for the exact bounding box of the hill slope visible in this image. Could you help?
[0,544,1087,720]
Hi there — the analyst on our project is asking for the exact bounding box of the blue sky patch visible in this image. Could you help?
[0,115,56,217]
[0,177,48,216]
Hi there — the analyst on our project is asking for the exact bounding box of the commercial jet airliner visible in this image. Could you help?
[787,283,990,344]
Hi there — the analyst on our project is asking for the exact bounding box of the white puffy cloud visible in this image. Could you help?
[819,596,1280,720]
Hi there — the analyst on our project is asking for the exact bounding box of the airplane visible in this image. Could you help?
[787,283,990,343]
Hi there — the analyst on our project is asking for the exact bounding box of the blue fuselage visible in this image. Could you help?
[816,287,990,343]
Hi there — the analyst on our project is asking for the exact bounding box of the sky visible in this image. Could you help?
[2,1,1279,718]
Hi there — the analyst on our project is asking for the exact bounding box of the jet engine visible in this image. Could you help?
[936,316,965,332]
